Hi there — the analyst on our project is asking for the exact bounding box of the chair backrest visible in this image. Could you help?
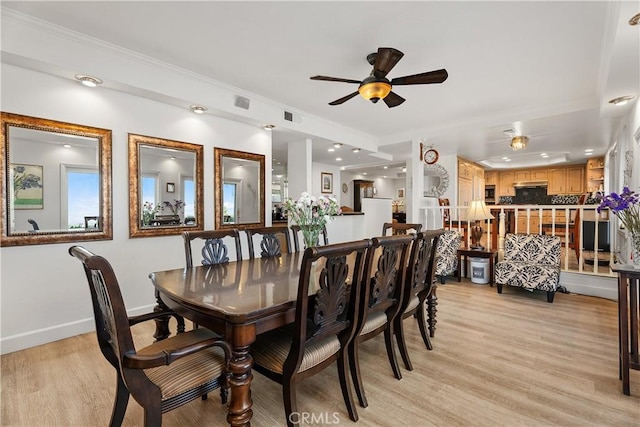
[381,222,422,236]
[399,230,442,313]
[27,219,39,231]
[183,229,242,267]
[288,240,371,367]
[438,198,451,223]
[355,234,415,335]
[245,226,292,259]
[84,216,99,229]
[68,246,139,375]
[504,233,562,266]
[290,224,329,252]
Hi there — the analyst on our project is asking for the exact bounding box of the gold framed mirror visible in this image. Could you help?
[214,147,265,230]
[129,134,204,238]
[1,112,112,247]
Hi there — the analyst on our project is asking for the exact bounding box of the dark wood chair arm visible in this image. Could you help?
[128,310,182,327]
[123,337,232,369]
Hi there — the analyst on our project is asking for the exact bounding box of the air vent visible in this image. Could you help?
[234,95,250,110]
[284,111,293,122]
[502,128,515,136]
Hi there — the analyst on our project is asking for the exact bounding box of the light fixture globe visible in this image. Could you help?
[510,135,529,151]
[358,76,391,103]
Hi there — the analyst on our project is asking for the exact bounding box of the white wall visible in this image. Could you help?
[0,64,272,354]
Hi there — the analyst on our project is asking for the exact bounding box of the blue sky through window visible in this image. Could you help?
[68,171,99,228]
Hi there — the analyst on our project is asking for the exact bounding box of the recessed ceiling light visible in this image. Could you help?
[336,157,342,161]
[585,148,594,152]
[383,175,387,178]
[328,148,335,152]
[333,143,343,148]
[402,167,407,172]
[585,152,593,156]
[540,153,547,156]
[63,144,72,148]
[541,155,549,158]
[189,105,207,114]
[352,148,361,153]
[608,95,635,106]
[363,172,367,175]
[502,157,509,160]
[74,74,102,87]
[383,166,388,169]
[261,124,275,130]
[505,159,512,162]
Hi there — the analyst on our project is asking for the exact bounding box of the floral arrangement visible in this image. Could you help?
[284,192,340,247]
[596,187,640,234]
[161,199,185,216]
[142,201,159,225]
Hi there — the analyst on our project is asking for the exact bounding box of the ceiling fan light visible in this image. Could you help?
[358,81,391,102]
[510,136,529,151]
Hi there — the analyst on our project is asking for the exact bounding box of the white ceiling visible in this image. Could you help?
[2,1,639,178]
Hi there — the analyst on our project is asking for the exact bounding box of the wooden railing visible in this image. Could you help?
[420,204,617,277]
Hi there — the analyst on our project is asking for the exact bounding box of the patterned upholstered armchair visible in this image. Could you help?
[495,233,562,303]
[435,230,463,284]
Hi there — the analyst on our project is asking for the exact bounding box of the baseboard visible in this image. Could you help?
[0,304,156,355]
[559,271,617,300]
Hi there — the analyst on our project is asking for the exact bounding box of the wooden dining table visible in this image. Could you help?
[150,252,309,426]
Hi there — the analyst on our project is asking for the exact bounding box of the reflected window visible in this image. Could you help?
[183,177,194,218]
[223,182,237,223]
[141,174,158,207]
[65,167,99,229]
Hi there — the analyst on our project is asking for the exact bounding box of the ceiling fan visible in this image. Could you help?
[310,47,448,108]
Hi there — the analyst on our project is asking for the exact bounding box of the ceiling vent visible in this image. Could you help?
[234,95,250,110]
[502,128,515,136]
[284,111,294,122]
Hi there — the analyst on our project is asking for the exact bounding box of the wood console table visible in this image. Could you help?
[457,248,498,286]
[611,264,640,396]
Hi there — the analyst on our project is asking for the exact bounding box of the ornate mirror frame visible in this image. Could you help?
[214,147,265,230]
[129,134,204,238]
[1,112,112,247]
[423,164,450,197]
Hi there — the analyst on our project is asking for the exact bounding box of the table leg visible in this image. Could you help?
[227,324,256,427]
[619,274,630,395]
[630,276,639,366]
[489,253,496,287]
[457,253,463,282]
[427,285,438,338]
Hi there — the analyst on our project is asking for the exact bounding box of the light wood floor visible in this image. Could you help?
[2,279,639,426]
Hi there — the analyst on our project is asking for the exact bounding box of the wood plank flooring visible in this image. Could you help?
[2,279,639,426]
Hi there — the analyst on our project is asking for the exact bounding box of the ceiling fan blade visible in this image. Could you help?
[373,47,404,78]
[391,69,449,86]
[383,91,406,108]
[329,91,360,105]
[310,75,361,84]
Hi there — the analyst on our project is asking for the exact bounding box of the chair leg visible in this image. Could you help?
[394,317,413,371]
[440,275,446,284]
[384,326,402,379]
[143,404,162,427]
[427,288,438,338]
[347,339,368,408]
[415,302,433,351]
[283,377,298,427]
[109,375,129,427]
[497,283,503,294]
[337,350,359,422]
[547,291,555,303]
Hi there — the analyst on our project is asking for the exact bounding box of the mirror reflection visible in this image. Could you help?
[214,148,265,229]
[129,134,203,238]
[1,112,112,246]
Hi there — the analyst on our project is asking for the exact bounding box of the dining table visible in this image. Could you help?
[150,252,309,426]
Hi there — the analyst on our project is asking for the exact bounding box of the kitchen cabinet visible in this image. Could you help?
[566,167,584,194]
[485,170,498,185]
[531,169,548,180]
[549,168,566,194]
[499,171,515,196]
[586,157,605,192]
[514,170,530,182]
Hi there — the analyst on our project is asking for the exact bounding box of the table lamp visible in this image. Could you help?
[466,200,494,249]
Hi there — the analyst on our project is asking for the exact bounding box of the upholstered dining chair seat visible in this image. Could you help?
[140,329,227,400]
[251,326,341,375]
[359,311,387,336]
[404,295,420,314]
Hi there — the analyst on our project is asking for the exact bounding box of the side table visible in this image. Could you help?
[610,264,640,396]
[457,248,498,286]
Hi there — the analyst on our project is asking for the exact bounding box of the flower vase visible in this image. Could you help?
[631,232,640,269]
[302,226,321,249]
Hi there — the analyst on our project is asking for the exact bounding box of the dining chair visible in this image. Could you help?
[245,226,292,258]
[250,240,372,426]
[84,216,99,229]
[348,233,415,408]
[182,229,243,267]
[381,222,422,236]
[68,245,231,427]
[27,218,39,231]
[290,224,329,251]
[394,230,443,371]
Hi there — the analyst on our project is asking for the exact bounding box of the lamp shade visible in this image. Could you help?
[466,200,495,221]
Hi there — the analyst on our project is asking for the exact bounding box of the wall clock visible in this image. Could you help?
[342,183,348,193]
[423,148,439,164]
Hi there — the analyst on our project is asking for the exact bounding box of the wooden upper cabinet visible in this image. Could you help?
[566,167,584,194]
[499,171,515,196]
[485,170,498,185]
[531,169,548,180]
[548,169,566,194]
[514,170,530,182]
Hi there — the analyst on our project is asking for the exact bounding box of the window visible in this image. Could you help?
[182,176,195,218]
[66,168,99,229]
[223,182,238,223]
[141,173,158,208]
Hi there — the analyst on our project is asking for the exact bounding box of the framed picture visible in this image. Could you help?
[166,182,175,193]
[321,172,333,194]
[11,163,43,209]
[397,187,405,199]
